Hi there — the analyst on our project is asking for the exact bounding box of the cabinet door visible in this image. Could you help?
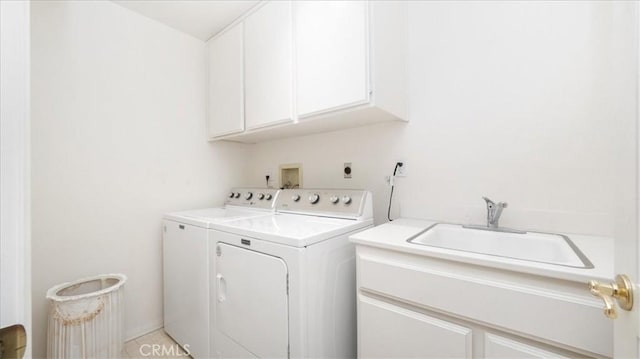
[244,1,292,130]
[484,333,574,359]
[295,1,369,118]
[358,296,472,358]
[207,24,244,138]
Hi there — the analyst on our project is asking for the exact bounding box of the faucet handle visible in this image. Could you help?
[483,197,508,208]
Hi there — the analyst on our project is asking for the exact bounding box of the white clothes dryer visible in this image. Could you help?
[209,189,373,358]
[162,188,279,359]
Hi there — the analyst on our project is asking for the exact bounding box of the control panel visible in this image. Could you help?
[224,188,280,209]
[276,189,370,219]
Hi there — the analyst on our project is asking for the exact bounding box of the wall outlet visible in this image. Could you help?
[395,160,407,177]
[344,162,352,179]
[265,169,273,188]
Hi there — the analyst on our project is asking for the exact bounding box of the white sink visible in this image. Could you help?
[409,223,593,268]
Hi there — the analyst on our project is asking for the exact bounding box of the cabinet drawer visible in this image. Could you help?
[357,254,611,357]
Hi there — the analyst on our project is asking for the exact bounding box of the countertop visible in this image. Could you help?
[349,218,614,283]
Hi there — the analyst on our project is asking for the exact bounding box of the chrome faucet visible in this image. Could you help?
[483,196,507,229]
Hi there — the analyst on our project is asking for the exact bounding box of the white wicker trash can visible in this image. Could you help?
[46,274,127,358]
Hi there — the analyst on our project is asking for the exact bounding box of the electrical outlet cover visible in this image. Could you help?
[344,162,352,179]
[395,160,407,177]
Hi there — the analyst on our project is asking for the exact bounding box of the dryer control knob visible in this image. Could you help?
[292,194,301,202]
[257,193,265,200]
[309,194,320,204]
[244,192,253,200]
[234,192,241,198]
[341,196,352,204]
[329,195,339,204]
[229,192,235,198]
[265,194,273,200]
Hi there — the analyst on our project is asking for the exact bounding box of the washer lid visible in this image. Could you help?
[212,213,373,247]
[164,207,272,228]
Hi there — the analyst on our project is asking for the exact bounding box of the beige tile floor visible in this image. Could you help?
[123,329,191,358]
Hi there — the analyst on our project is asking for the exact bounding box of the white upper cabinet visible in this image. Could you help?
[207,1,408,143]
[244,1,293,130]
[295,1,369,117]
[207,23,244,138]
[294,0,408,126]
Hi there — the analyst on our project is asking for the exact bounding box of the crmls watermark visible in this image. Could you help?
[139,343,191,357]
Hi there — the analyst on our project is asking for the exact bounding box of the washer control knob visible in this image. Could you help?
[257,193,265,200]
[329,195,339,204]
[244,192,253,200]
[265,194,273,201]
[234,192,241,198]
[292,194,301,202]
[309,194,320,204]
[229,192,235,198]
[341,195,352,204]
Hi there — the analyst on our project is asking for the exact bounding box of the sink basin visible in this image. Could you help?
[408,223,593,268]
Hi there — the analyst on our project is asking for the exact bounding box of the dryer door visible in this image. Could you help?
[216,243,289,358]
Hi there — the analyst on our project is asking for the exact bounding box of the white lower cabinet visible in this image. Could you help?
[355,246,611,358]
[357,294,583,359]
[358,294,591,359]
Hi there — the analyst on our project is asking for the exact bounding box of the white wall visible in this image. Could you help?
[247,1,628,237]
[0,0,31,357]
[31,1,246,357]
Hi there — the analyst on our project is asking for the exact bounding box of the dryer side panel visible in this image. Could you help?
[163,220,210,358]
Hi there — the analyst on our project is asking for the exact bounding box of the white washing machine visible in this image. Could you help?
[209,189,373,358]
[162,188,280,359]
